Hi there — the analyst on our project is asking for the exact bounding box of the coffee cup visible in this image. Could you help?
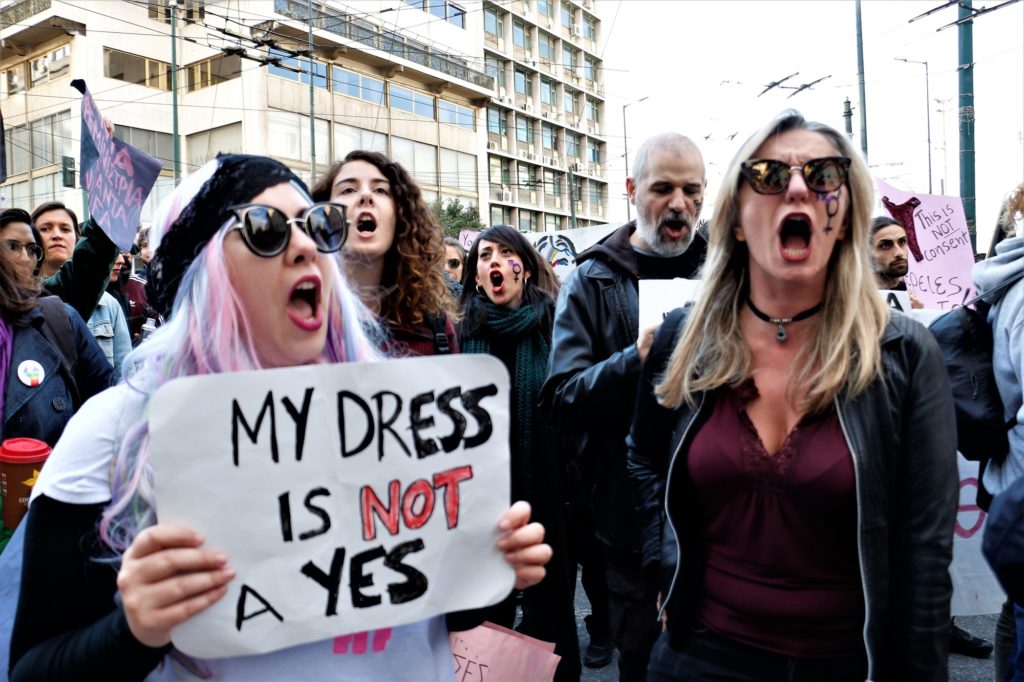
[0,438,51,530]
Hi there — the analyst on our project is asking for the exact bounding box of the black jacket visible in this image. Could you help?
[540,222,705,552]
[627,310,958,681]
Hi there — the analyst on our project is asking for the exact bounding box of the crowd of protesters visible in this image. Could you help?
[0,108,1022,681]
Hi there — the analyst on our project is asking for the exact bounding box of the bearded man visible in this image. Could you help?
[541,133,707,681]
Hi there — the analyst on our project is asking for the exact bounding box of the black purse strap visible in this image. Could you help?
[966,269,1024,309]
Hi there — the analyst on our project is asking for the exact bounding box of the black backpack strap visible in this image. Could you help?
[968,269,1024,309]
[425,313,452,355]
[35,296,81,408]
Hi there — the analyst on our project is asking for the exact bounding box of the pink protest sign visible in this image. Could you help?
[876,180,976,310]
[449,621,560,681]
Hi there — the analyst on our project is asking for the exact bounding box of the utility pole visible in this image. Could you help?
[568,168,578,230]
[170,0,181,183]
[855,0,868,160]
[621,96,647,222]
[842,98,853,139]
[308,0,316,182]
[895,58,932,193]
[959,0,976,250]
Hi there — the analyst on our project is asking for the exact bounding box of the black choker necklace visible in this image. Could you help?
[746,298,824,343]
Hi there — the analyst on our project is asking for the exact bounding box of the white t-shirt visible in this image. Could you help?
[32,384,455,681]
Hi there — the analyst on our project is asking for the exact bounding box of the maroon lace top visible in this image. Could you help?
[687,379,863,657]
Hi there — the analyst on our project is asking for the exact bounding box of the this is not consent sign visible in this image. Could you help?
[149,355,513,658]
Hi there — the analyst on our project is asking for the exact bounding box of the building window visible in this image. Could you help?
[491,205,512,226]
[562,46,577,75]
[29,45,71,88]
[335,123,388,158]
[439,101,475,130]
[585,97,600,123]
[484,7,503,36]
[440,148,477,192]
[512,19,531,50]
[114,123,174,166]
[584,15,597,41]
[590,183,603,206]
[519,208,537,232]
[540,78,557,105]
[104,48,170,90]
[409,0,466,27]
[267,48,325,89]
[390,84,435,119]
[489,156,510,185]
[185,53,241,92]
[542,124,558,150]
[584,56,597,82]
[588,140,601,163]
[392,137,438,186]
[516,116,534,144]
[564,89,578,116]
[485,55,506,89]
[2,65,26,97]
[545,213,561,231]
[538,33,555,63]
[487,106,508,135]
[537,0,553,18]
[148,0,204,23]
[561,4,574,29]
[266,111,328,163]
[514,69,532,96]
[565,133,580,158]
[331,67,385,105]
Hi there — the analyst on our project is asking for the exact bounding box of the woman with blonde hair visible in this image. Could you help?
[628,110,957,681]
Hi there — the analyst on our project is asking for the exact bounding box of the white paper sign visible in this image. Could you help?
[878,289,911,313]
[638,278,703,333]
[149,355,514,658]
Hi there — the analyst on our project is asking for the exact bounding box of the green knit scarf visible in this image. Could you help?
[461,302,551,488]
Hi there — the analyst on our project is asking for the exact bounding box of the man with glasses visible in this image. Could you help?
[542,133,707,681]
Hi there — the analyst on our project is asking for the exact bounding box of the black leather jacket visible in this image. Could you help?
[541,223,705,551]
[627,310,958,681]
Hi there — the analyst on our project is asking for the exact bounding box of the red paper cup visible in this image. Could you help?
[0,438,51,530]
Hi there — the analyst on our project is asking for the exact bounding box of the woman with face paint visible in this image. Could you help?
[627,111,957,681]
[311,151,458,356]
[456,225,579,681]
[9,156,552,680]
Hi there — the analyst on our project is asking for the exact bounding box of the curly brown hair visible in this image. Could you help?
[312,150,453,328]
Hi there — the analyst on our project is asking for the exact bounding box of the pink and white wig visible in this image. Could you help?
[101,157,380,553]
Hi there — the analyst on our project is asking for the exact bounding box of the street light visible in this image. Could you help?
[895,57,932,193]
[622,96,648,221]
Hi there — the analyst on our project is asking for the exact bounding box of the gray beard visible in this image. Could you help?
[635,219,692,257]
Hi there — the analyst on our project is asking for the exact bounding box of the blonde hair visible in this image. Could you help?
[656,110,889,413]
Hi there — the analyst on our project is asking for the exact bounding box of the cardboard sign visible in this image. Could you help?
[951,455,1005,616]
[877,180,976,311]
[449,622,560,682]
[72,79,163,251]
[149,355,514,658]
[638,278,703,333]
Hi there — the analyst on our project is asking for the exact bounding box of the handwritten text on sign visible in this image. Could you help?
[149,355,513,658]
[72,79,162,251]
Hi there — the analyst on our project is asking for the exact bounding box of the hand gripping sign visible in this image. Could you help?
[149,355,513,658]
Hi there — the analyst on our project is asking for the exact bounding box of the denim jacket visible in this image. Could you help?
[86,292,131,382]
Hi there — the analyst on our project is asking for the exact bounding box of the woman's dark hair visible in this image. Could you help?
[30,201,80,238]
[0,208,44,281]
[0,243,36,319]
[457,224,559,337]
[311,150,453,327]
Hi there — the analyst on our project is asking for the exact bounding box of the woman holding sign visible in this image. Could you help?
[627,111,958,681]
[457,225,578,680]
[312,151,459,356]
[10,155,551,680]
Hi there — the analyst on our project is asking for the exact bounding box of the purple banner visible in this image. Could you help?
[877,179,976,310]
[72,79,163,251]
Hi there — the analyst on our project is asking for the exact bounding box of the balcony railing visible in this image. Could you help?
[275,0,493,90]
[0,0,52,31]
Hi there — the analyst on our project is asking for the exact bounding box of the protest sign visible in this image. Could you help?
[638,278,703,333]
[459,229,480,252]
[951,455,1004,616]
[876,180,976,310]
[525,223,616,281]
[449,622,560,682]
[878,289,911,313]
[71,79,162,251]
[149,355,513,658]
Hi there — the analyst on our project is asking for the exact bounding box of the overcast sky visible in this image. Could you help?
[597,0,1024,247]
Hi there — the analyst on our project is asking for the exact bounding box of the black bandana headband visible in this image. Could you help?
[146,154,308,318]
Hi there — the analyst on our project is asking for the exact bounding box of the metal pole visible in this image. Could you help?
[924,60,932,193]
[622,103,630,222]
[958,0,977,250]
[308,0,316,182]
[843,98,853,138]
[855,0,868,160]
[170,1,180,183]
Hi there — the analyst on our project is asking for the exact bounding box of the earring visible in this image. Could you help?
[476,285,485,296]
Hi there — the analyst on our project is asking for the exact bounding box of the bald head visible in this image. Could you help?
[631,133,704,186]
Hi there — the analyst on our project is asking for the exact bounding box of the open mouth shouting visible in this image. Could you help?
[489,269,505,295]
[779,213,813,261]
[354,213,377,238]
[659,216,692,241]
[286,274,324,331]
